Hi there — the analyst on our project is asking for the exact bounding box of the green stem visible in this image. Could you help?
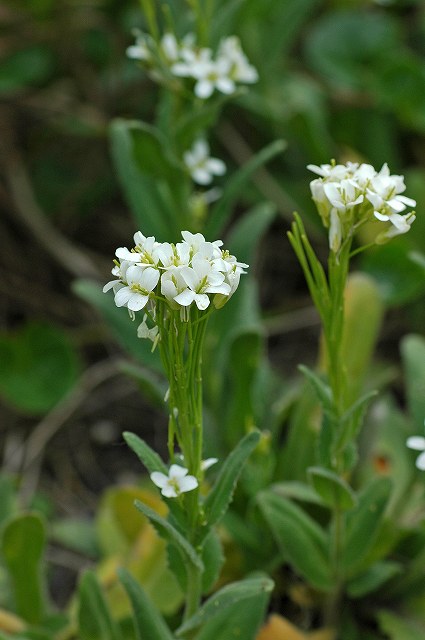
[324,504,344,629]
[183,561,203,626]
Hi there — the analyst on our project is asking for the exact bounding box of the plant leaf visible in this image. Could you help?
[1,514,47,624]
[123,432,168,475]
[118,568,175,640]
[258,490,332,591]
[109,118,175,240]
[202,431,260,536]
[401,334,425,430]
[307,467,357,511]
[347,561,402,598]
[342,477,392,575]
[78,570,122,640]
[176,576,274,636]
[134,500,203,572]
[205,139,286,238]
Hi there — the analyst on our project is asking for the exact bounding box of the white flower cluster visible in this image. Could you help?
[307,161,416,252]
[103,230,248,331]
[183,139,226,185]
[127,31,258,99]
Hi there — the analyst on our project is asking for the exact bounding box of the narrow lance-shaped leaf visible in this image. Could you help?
[1,513,47,624]
[134,500,203,572]
[176,576,274,637]
[123,431,168,475]
[118,568,175,640]
[258,490,332,591]
[202,430,260,537]
[78,570,122,640]
[342,477,392,575]
[109,118,172,240]
[307,466,357,511]
[205,140,286,238]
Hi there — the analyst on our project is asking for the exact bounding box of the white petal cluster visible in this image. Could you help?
[103,230,248,325]
[307,161,416,251]
[183,139,226,185]
[407,435,425,470]
[127,31,258,99]
[150,464,198,498]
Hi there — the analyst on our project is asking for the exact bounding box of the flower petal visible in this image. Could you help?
[416,451,425,470]
[169,464,189,479]
[406,436,425,451]
[150,471,167,488]
[179,475,199,493]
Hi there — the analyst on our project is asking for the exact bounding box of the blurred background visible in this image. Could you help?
[1,0,425,604]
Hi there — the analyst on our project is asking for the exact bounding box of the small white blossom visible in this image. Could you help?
[127,30,152,61]
[307,160,416,251]
[150,464,198,498]
[176,255,231,310]
[183,139,226,185]
[218,36,258,84]
[114,265,159,312]
[201,457,218,471]
[407,435,425,470]
[137,314,159,342]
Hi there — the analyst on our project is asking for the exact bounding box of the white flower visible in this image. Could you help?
[103,260,132,294]
[217,36,258,84]
[161,33,179,62]
[150,465,198,498]
[160,267,189,306]
[322,180,364,212]
[175,255,231,310]
[137,314,159,342]
[183,139,226,185]
[201,457,218,471]
[127,30,152,61]
[193,57,235,99]
[114,265,159,311]
[407,435,425,470]
[307,163,352,181]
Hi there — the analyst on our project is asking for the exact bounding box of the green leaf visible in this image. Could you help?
[258,490,332,591]
[307,467,357,511]
[226,203,277,266]
[200,530,224,594]
[109,119,174,240]
[123,432,168,475]
[72,279,163,373]
[298,365,335,417]
[305,10,400,91]
[377,610,425,640]
[347,561,402,598]
[78,570,122,640]
[271,481,325,506]
[118,568,174,640]
[401,334,425,430]
[205,139,286,238]
[134,500,203,572]
[342,477,392,575]
[176,576,274,637]
[0,45,55,94]
[130,122,181,181]
[220,331,263,447]
[1,514,47,623]
[340,273,384,405]
[0,322,80,416]
[0,475,18,527]
[194,578,271,640]
[202,431,260,535]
